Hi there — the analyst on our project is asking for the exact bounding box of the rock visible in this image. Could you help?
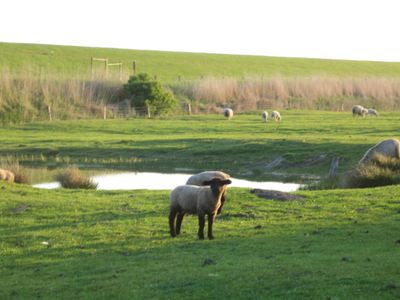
[250,189,304,201]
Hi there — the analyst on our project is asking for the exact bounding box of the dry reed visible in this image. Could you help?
[2,66,400,123]
[56,167,98,189]
[0,157,29,184]
[172,75,400,112]
[0,68,123,123]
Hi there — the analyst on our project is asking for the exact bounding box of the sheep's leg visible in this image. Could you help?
[198,214,205,240]
[217,193,225,215]
[176,212,185,235]
[207,213,215,240]
[169,209,178,237]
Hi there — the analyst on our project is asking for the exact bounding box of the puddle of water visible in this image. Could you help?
[32,171,301,192]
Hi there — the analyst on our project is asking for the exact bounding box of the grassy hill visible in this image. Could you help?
[2,42,400,81]
[1,181,399,299]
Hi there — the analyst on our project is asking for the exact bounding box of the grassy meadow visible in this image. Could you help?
[0,113,399,299]
[1,111,399,181]
[1,179,400,299]
[1,42,400,299]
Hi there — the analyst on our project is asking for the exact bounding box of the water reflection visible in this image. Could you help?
[33,172,301,192]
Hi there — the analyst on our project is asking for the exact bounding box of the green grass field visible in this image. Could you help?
[2,42,400,81]
[1,111,398,181]
[1,111,400,298]
[1,180,399,299]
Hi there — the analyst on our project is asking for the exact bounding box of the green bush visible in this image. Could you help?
[123,73,177,116]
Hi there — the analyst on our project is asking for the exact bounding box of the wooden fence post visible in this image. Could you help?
[105,58,109,79]
[90,57,94,79]
[103,105,107,120]
[146,102,151,118]
[187,102,192,115]
[48,106,52,121]
[132,60,136,75]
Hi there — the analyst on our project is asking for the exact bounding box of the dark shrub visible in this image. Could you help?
[123,73,177,116]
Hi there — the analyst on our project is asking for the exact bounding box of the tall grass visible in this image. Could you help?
[0,156,29,184]
[344,154,400,188]
[172,75,400,112]
[2,66,400,123]
[0,68,123,123]
[56,167,98,189]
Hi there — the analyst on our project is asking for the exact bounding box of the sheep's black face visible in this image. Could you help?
[204,178,232,196]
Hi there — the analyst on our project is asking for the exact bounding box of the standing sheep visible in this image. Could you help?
[367,108,379,117]
[270,110,281,122]
[186,171,231,215]
[0,169,15,183]
[352,105,368,117]
[261,111,268,123]
[358,138,400,165]
[223,108,233,120]
[169,178,232,240]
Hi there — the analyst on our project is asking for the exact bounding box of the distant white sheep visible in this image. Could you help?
[223,108,233,120]
[169,178,232,240]
[270,110,281,122]
[186,171,231,215]
[352,105,368,117]
[367,108,379,117]
[0,169,15,183]
[261,111,268,123]
[358,138,400,165]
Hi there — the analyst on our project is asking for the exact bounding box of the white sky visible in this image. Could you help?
[1,0,400,62]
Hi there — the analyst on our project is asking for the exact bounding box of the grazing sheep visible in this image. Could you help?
[352,105,368,117]
[223,108,233,120]
[186,171,231,215]
[270,110,281,122]
[358,138,400,165]
[261,111,268,123]
[367,108,379,117]
[169,178,232,240]
[0,169,15,183]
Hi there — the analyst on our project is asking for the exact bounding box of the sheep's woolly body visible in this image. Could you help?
[170,185,223,216]
[367,108,379,116]
[0,169,15,182]
[261,111,268,122]
[186,171,230,185]
[224,108,233,120]
[271,111,281,121]
[352,105,368,117]
[359,138,400,165]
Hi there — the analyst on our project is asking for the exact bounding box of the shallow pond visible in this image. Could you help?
[32,171,301,192]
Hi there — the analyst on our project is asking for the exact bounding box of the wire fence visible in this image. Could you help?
[36,103,195,122]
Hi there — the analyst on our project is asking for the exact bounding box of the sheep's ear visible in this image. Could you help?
[202,180,212,186]
[222,179,232,185]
